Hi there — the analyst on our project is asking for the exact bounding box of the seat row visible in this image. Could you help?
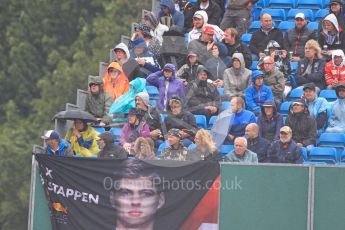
[257,0,330,9]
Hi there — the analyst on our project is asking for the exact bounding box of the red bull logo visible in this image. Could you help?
[52,202,68,214]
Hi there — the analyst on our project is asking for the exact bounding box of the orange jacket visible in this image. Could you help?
[324,61,345,86]
[103,62,130,100]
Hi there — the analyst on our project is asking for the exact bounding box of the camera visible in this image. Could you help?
[275,50,283,55]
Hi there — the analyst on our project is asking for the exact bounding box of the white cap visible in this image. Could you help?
[295,13,306,20]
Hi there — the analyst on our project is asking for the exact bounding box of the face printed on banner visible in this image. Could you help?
[110,176,165,229]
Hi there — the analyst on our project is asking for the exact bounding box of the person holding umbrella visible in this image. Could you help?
[65,119,100,157]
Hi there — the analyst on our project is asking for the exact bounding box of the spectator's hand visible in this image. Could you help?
[297,143,303,147]
[291,56,300,62]
[180,130,189,138]
[208,106,218,114]
[150,129,161,139]
[99,122,106,126]
[137,58,146,66]
[213,79,224,87]
[123,143,131,152]
[207,41,215,51]
[227,134,234,141]
[72,129,81,138]
[259,52,266,58]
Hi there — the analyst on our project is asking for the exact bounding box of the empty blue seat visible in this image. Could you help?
[217,87,224,96]
[297,0,323,9]
[208,115,217,129]
[268,0,295,8]
[301,147,308,161]
[109,127,122,141]
[307,22,319,30]
[278,21,296,32]
[146,85,159,99]
[260,9,286,22]
[221,101,231,110]
[318,133,345,148]
[248,21,261,33]
[280,101,292,116]
[221,145,234,155]
[309,147,337,163]
[290,62,299,71]
[257,0,269,8]
[93,127,105,133]
[319,89,337,102]
[194,115,207,129]
[341,149,345,162]
[314,9,329,21]
[287,9,314,21]
[323,0,330,7]
[241,33,252,45]
[289,88,304,101]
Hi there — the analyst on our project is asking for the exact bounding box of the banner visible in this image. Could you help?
[35,154,220,230]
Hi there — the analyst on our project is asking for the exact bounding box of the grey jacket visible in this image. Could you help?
[224,149,258,163]
[263,66,285,101]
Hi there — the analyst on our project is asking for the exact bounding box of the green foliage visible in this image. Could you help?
[0,0,151,228]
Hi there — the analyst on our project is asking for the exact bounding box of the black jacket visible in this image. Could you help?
[223,41,252,69]
[98,144,128,159]
[247,136,271,163]
[267,139,303,164]
[250,28,284,55]
[295,58,326,90]
[284,26,317,58]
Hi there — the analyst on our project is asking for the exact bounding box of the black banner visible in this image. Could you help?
[35,154,220,230]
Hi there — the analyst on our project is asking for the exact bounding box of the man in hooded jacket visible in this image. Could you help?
[325,84,345,133]
[97,132,128,159]
[324,49,345,89]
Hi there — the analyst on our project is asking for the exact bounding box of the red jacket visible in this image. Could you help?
[324,60,345,86]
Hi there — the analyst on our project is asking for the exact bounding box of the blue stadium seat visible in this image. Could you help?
[248,21,261,33]
[160,113,167,122]
[146,85,159,99]
[217,87,224,96]
[297,0,323,9]
[314,9,329,21]
[268,0,295,8]
[289,88,304,101]
[157,142,169,156]
[188,143,196,150]
[149,99,157,107]
[278,21,296,32]
[307,22,319,30]
[241,33,252,45]
[290,62,299,71]
[208,115,217,129]
[287,9,314,21]
[323,0,330,7]
[257,0,269,8]
[303,161,327,165]
[221,145,234,155]
[341,149,345,162]
[93,127,105,133]
[318,133,345,148]
[260,9,286,23]
[221,101,231,110]
[194,115,207,129]
[301,147,308,161]
[280,101,292,116]
[309,147,337,163]
[250,61,259,70]
[319,89,337,102]
[109,127,122,142]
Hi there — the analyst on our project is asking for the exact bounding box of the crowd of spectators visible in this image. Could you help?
[41,0,345,165]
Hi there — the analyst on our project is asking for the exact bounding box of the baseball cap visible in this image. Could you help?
[202,25,215,35]
[280,126,292,134]
[303,83,316,91]
[187,51,197,57]
[292,99,305,106]
[295,13,306,20]
[193,13,203,19]
[41,130,60,140]
[167,128,182,138]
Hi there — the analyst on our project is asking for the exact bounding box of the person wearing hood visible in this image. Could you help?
[158,0,185,32]
[146,63,185,111]
[285,99,317,150]
[257,100,283,141]
[135,92,163,145]
[295,39,326,91]
[324,49,345,89]
[129,37,161,78]
[223,52,252,99]
[188,10,209,43]
[185,65,221,121]
[302,83,329,135]
[65,119,100,157]
[164,96,197,147]
[318,0,345,34]
[249,13,284,60]
[191,0,222,26]
[129,22,161,59]
[143,11,169,46]
[319,13,345,60]
[113,43,140,81]
[176,51,201,85]
[284,13,317,62]
[159,26,187,70]
[103,62,130,101]
[222,27,252,69]
[97,132,128,159]
[260,56,285,106]
[41,130,73,156]
[245,70,274,115]
[267,126,303,164]
[85,76,113,125]
[187,24,215,65]
[325,84,345,133]
[120,108,151,154]
[245,123,270,163]
[220,0,258,36]
[205,42,231,86]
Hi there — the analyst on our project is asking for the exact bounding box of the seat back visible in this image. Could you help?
[319,89,337,102]
[194,115,207,129]
[309,147,337,163]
